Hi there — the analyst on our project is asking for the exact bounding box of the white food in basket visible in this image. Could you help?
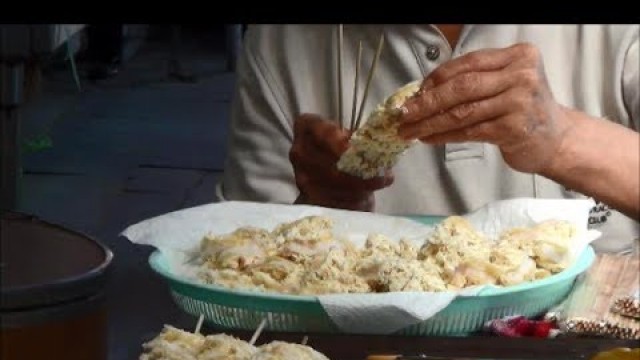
[498,219,578,273]
[200,227,274,270]
[337,80,421,179]
[194,214,578,295]
[298,248,370,295]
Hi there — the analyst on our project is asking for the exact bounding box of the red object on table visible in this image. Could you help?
[484,315,560,338]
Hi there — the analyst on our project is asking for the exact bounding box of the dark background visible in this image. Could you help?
[16,24,240,359]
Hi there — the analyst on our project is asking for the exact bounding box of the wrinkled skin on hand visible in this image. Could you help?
[398,43,574,176]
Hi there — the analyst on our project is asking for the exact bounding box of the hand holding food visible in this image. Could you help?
[397,43,574,176]
[336,80,422,179]
[290,114,394,211]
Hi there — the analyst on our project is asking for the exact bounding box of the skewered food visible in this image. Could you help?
[337,80,421,179]
[139,325,331,360]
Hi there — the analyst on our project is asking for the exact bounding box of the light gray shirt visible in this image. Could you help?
[217,25,640,253]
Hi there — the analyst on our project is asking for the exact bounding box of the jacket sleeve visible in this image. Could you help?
[215,26,298,204]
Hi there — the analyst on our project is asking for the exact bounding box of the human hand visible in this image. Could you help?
[290,114,394,211]
[397,43,574,175]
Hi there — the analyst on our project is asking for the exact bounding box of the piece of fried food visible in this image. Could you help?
[250,341,330,360]
[139,326,262,360]
[357,257,447,292]
[248,256,305,294]
[360,234,418,260]
[200,227,274,270]
[336,80,421,179]
[499,219,577,273]
[199,333,258,360]
[272,216,339,262]
[139,325,204,360]
[197,268,259,291]
[298,249,370,295]
[418,216,491,278]
[489,245,550,286]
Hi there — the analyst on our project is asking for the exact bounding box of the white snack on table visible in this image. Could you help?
[139,325,330,360]
[250,341,330,360]
[139,325,258,360]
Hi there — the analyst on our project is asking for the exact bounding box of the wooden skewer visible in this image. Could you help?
[249,318,268,346]
[194,314,205,334]
[337,24,344,128]
[355,32,385,131]
[349,41,363,132]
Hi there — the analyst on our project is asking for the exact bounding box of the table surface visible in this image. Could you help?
[200,327,640,360]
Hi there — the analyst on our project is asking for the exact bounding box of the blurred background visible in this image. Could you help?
[1,24,244,359]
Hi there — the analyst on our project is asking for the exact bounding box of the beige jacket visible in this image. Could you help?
[217,25,640,253]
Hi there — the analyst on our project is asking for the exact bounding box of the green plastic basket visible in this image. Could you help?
[148,215,596,336]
